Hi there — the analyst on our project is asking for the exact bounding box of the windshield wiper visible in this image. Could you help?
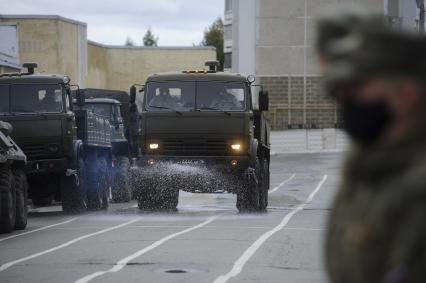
[148,105,182,115]
[197,107,231,116]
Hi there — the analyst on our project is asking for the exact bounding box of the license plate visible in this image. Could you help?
[179,159,205,165]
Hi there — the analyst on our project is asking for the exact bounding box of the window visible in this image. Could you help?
[83,104,112,119]
[11,84,63,113]
[145,81,246,112]
[145,81,195,111]
[0,85,10,114]
[225,0,232,12]
[0,84,64,114]
[224,53,232,69]
[196,81,246,111]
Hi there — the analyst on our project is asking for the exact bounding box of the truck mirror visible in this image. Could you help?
[259,91,269,111]
[130,86,136,104]
[75,89,85,107]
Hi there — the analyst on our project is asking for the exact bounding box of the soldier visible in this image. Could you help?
[316,11,426,283]
[209,87,242,110]
[149,87,177,109]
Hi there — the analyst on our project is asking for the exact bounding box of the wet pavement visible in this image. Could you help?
[0,153,343,283]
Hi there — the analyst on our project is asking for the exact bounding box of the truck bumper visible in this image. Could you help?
[133,155,250,193]
[139,155,249,172]
[25,158,68,176]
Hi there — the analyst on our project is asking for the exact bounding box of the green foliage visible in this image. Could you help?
[201,18,224,70]
[125,36,135,47]
[143,28,159,47]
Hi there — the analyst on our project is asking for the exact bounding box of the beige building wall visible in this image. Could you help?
[0,15,217,91]
[87,42,216,91]
[0,15,87,86]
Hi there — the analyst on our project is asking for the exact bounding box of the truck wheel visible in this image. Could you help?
[0,165,15,233]
[99,157,109,210]
[13,169,28,230]
[258,158,269,212]
[87,157,109,211]
[61,159,87,214]
[137,190,156,210]
[111,157,131,203]
[158,188,179,211]
[237,157,261,212]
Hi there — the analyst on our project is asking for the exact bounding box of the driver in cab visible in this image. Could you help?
[40,89,62,112]
[149,87,177,109]
[209,87,241,110]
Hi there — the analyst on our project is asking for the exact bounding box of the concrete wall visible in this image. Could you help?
[0,15,87,86]
[87,42,216,91]
[255,0,384,77]
[0,15,217,91]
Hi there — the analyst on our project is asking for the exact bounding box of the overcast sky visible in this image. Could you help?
[0,0,224,46]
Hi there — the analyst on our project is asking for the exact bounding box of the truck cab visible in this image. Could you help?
[130,61,270,212]
[0,63,112,212]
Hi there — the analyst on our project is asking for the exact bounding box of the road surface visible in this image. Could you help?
[0,153,343,283]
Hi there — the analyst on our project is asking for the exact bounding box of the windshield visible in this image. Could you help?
[145,81,246,112]
[0,84,64,114]
[83,103,112,119]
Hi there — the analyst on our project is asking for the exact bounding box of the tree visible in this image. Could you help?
[125,36,135,46]
[201,17,224,70]
[143,28,159,47]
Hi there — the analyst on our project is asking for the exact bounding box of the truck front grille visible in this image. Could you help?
[161,139,228,156]
[20,143,60,160]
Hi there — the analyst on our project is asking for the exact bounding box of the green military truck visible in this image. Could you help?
[0,121,28,233]
[129,61,271,212]
[80,94,132,202]
[0,63,113,213]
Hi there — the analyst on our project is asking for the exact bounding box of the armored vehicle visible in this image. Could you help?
[0,121,28,233]
[0,63,113,213]
[80,96,131,202]
[129,61,270,212]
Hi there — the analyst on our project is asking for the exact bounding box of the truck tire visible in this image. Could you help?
[137,194,156,210]
[61,159,87,214]
[99,157,109,210]
[87,157,109,211]
[0,165,15,233]
[237,157,261,212]
[158,188,179,211]
[258,158,269,212]
[13,169,28,230]
[111,157,131,203]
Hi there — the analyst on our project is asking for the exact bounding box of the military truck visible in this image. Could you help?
[129,61,271,212]
[0,121,28,233]
[0,63,113,213]
[80,95,132,202]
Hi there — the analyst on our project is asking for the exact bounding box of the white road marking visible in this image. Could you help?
[269,174,296,194]
[213,175,328,283]
[0,218,140,272]
[75,215,219,283]
[0,218,78,243]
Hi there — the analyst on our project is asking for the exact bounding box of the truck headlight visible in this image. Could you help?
[149,143,159,150]
[231,144,241,151]
[47,144,60,153]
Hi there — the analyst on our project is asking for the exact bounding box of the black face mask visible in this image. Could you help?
[342,97,393,144]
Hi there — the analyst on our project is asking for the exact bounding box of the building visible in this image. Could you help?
[0,15,216,90]
[224,0,420,129]
[0,23,21,73]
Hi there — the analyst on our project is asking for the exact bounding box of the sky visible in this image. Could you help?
[0,0,224,46]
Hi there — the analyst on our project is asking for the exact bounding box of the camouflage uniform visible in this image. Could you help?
[327,127,426,283]
[317,11,426,283]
